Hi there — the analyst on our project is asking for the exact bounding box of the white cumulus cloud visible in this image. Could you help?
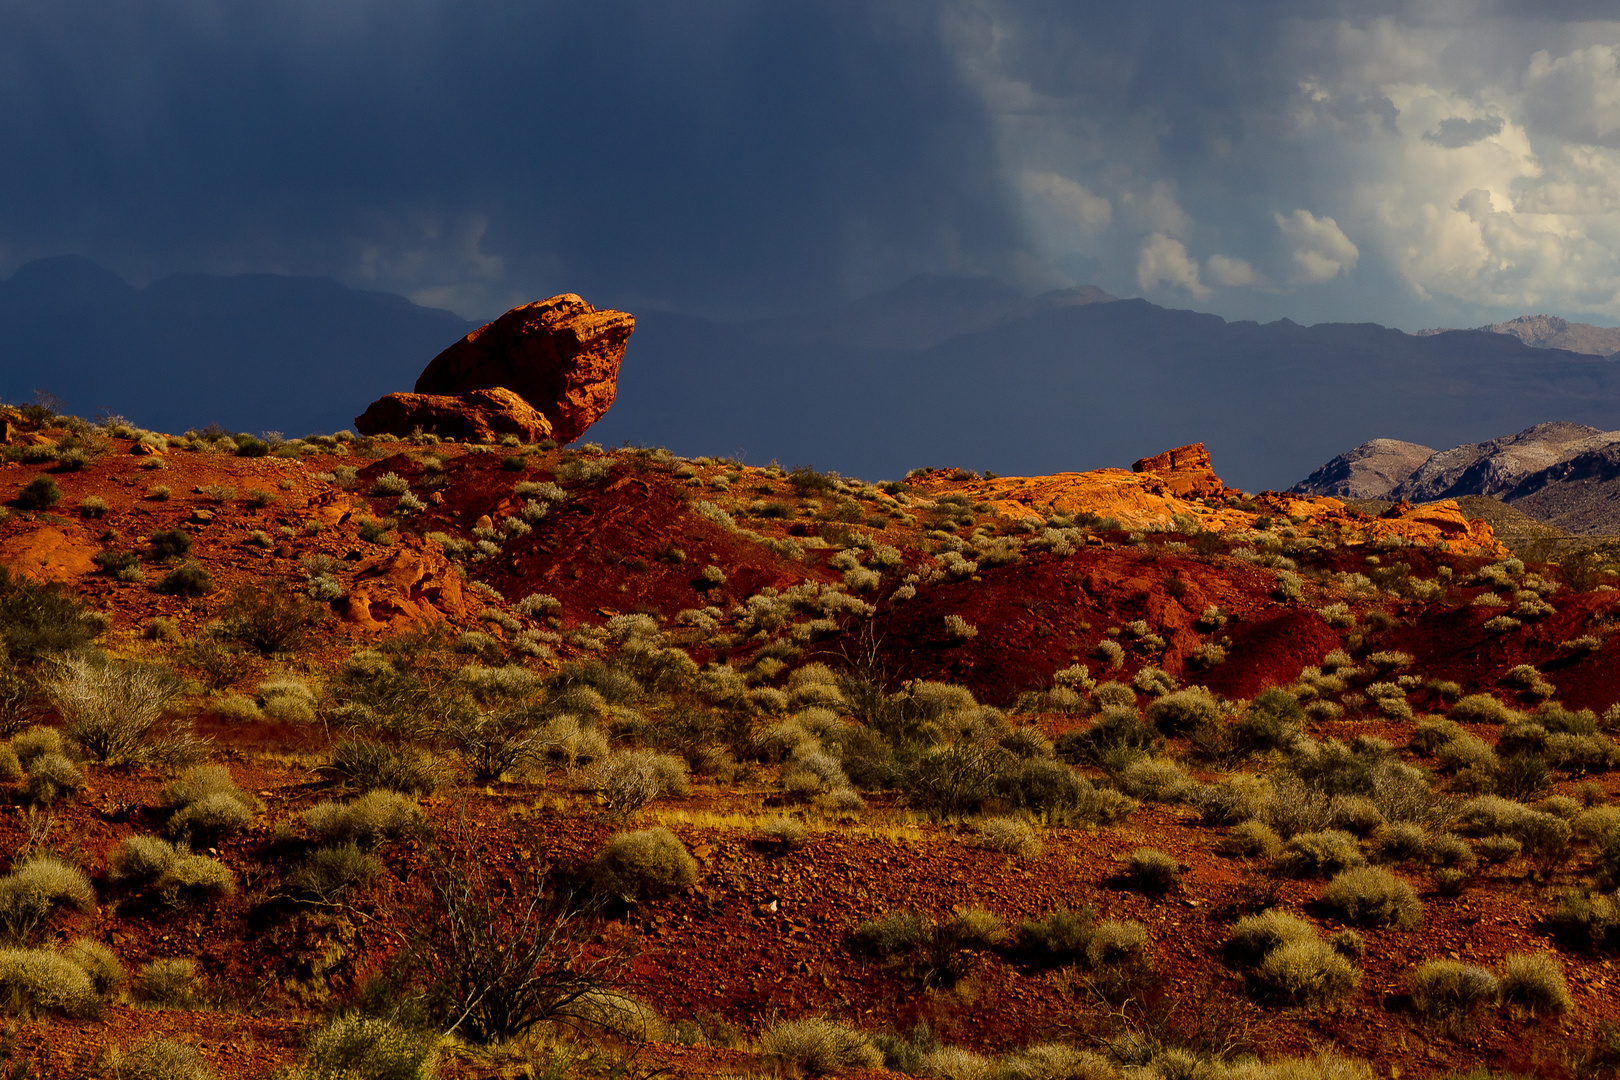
[1276,209,1359,285]
[1137,233,1210,300]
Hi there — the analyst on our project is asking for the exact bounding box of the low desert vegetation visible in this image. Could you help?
[2,420,1620,1075]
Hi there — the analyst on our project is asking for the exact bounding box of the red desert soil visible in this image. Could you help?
[1,418,1618,1077]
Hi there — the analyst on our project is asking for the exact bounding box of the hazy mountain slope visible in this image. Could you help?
[598,300,1620,492]
[0,256,476,436]
[1417,314,1620,356]
[1391,422,1619,501]
[746,273,1115,350]
[1290,438,1436,498]
[1502,443,1620,536]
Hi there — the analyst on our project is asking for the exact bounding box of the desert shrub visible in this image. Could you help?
[48,657,188,764]
[131,958,200,1007]
[760,1016,883,1074]
[1428,832,1477,870]
[1224,910,1319,970]
[288,843,383,903]
[585,828,698,901]
[303,790,423,848]
[15,477,60,511]
[1236,688,1304,754]
[162,765,255,843]
[1221,820,1284,859]
[0,948,97,1017]
[217,582,325,654]
[1010,906,1127,965]
[1117,758,1192,804]
[996,758,1102,820]
[900,742,1003,821]
[1144,687,1219,735]
[281,1014,439,1080]
[758,816,809,850]
[1251,939,1359,1008]
[1498,952,1572,1015]
[323,740,443,795]
[112,1039,216,1080]
[1476,834,1522,863]
[0,567,100,662]
[851,911,930,958]
[61,937,122,996]
[23,751,83,805]
[1321,867,1421,928]
[109,836,180,886]
[153,562,213,597]
[1450,694,1520,725]
[1277,830,1367,877]
[153,854,235,909]
[1054,707,1162,767]
[0,856,95,944]
[973,817,1041,859]
[1130,665,1176,697]
[581,750,689,815]
[1408,960,1499,1026]
[1126,848,1179,893]
[1329,795,1386,837]
[1329,929,1367,960]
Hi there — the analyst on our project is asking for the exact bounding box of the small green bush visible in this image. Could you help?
[1251,939,1359,1007]
[1321,867,1422,928]
[131,958,200,1008]
[23,751,83,805]
[153,854,235,909]
[148,529,192,561]
[1126,848,1179,893]
[217,582,325,655]
[0,856,95,944]
[153,562,213,597]
[1409,959,1499,1025]
[0,948,97,1016]
[584,827,698,901]
[323,740,442,795]
[112,1039,217,1080]
[1498,951,1572,1015]
[61,937,123,996]
[162,765,256,843]
[1224,910,1318,970]
[1144,686,1219,735]
[288,843,382,903]
[1277,830,1367,877]
[303,790,423,848]
[759,1016,883,1074]
[15,477,60,511]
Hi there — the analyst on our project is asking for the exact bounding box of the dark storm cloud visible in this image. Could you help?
[0,1,1026,316]
[1423,115,1505,148]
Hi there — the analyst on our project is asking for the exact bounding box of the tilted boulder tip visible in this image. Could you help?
[356,293,634,443]
[1131,443,1228,499]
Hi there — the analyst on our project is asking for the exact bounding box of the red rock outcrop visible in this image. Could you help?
[1131,442,1228,499]
[354,387,553,443]
[412,294,635,443]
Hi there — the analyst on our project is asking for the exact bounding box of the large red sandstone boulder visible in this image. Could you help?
[1131,443,1228,499]
[355,387,553,443]
[411,293,634,444]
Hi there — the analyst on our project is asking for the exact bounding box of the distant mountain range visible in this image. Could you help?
[1293,421,1620,536]
[6,256,1620,493]
[0,256,476,437]
[1417,314,1620,357]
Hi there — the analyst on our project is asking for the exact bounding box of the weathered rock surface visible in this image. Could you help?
[1289,438,1436,499]
[1480,315,1620,356]
[1131,443,1228,499]
[923,443,1506,557]
[354,387,554,443]
[1393,422,1618,500]
[340,544,469,632]
[413,293,634,443]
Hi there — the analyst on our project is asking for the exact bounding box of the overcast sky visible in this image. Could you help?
[3,1,1618,330]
